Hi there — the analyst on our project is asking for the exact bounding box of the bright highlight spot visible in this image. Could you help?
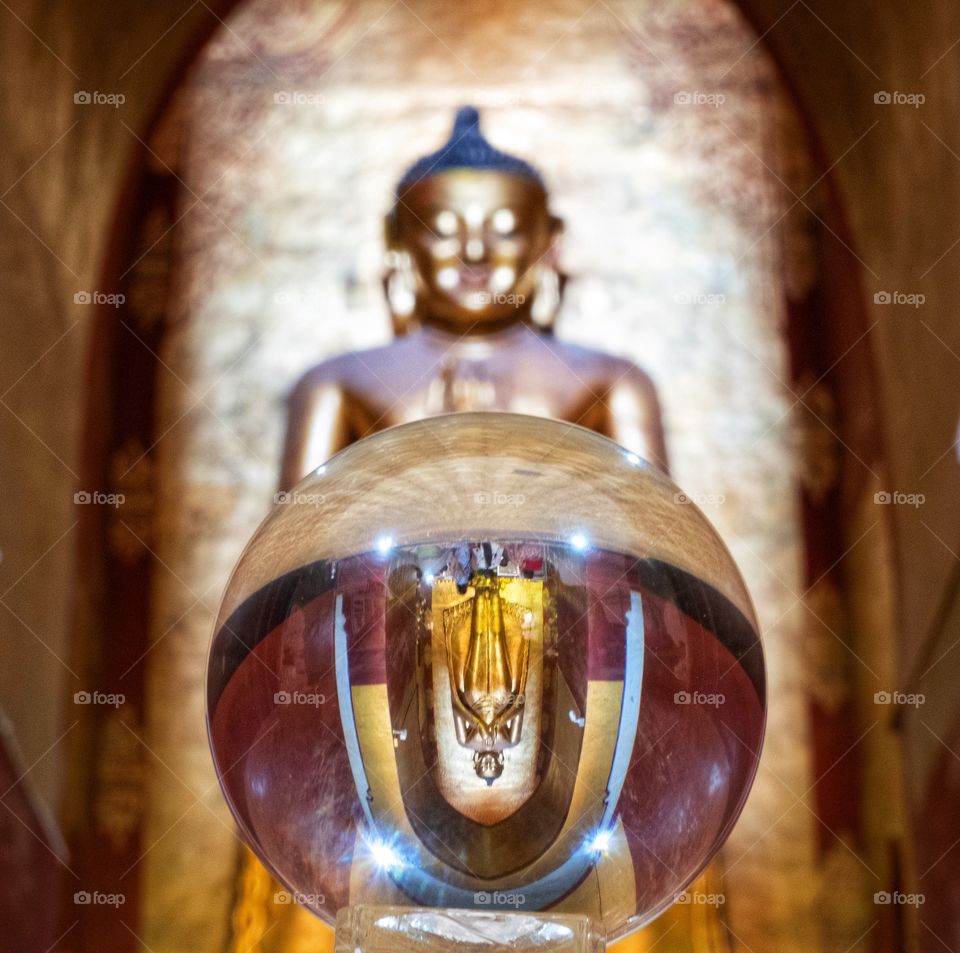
[464,203,484,228]
[570,533,589,551]
[492,208,516,234]
[369,839,404,871]
[376,535,394,554]
[587,829,613,854]
[437,266,459,290]
[491,264,516,292]
[435,210,458,236]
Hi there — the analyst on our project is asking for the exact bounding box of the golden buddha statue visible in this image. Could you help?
[279,106,667,490]
[444,542,532,784]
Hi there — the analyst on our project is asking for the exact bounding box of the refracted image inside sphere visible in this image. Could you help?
[207,414,765,941]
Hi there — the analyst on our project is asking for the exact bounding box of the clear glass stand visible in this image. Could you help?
[334,906,604,953]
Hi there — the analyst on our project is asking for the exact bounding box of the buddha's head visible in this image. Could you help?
[473,748,505,785]
[386,106,563,333]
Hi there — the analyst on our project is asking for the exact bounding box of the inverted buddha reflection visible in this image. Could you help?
[443,543,533,784]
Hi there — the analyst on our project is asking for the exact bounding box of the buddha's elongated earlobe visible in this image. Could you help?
[529,213,565,331]
[530,264,561,330]
[384,249,418,336]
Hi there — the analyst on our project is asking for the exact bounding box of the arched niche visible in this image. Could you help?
[70,2,893,953]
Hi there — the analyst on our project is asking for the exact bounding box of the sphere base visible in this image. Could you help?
[334,906,604,953]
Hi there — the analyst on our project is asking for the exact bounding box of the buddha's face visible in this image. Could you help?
[392,170,557,330]
[474,749,505,784]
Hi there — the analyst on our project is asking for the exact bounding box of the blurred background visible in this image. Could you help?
[0,1,958,952]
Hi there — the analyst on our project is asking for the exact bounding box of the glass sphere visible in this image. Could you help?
[207,413,765,941]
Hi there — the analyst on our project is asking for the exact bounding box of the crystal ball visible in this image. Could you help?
[207,413,765,940]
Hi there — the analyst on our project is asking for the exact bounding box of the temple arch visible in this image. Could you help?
[71,2,892,953]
